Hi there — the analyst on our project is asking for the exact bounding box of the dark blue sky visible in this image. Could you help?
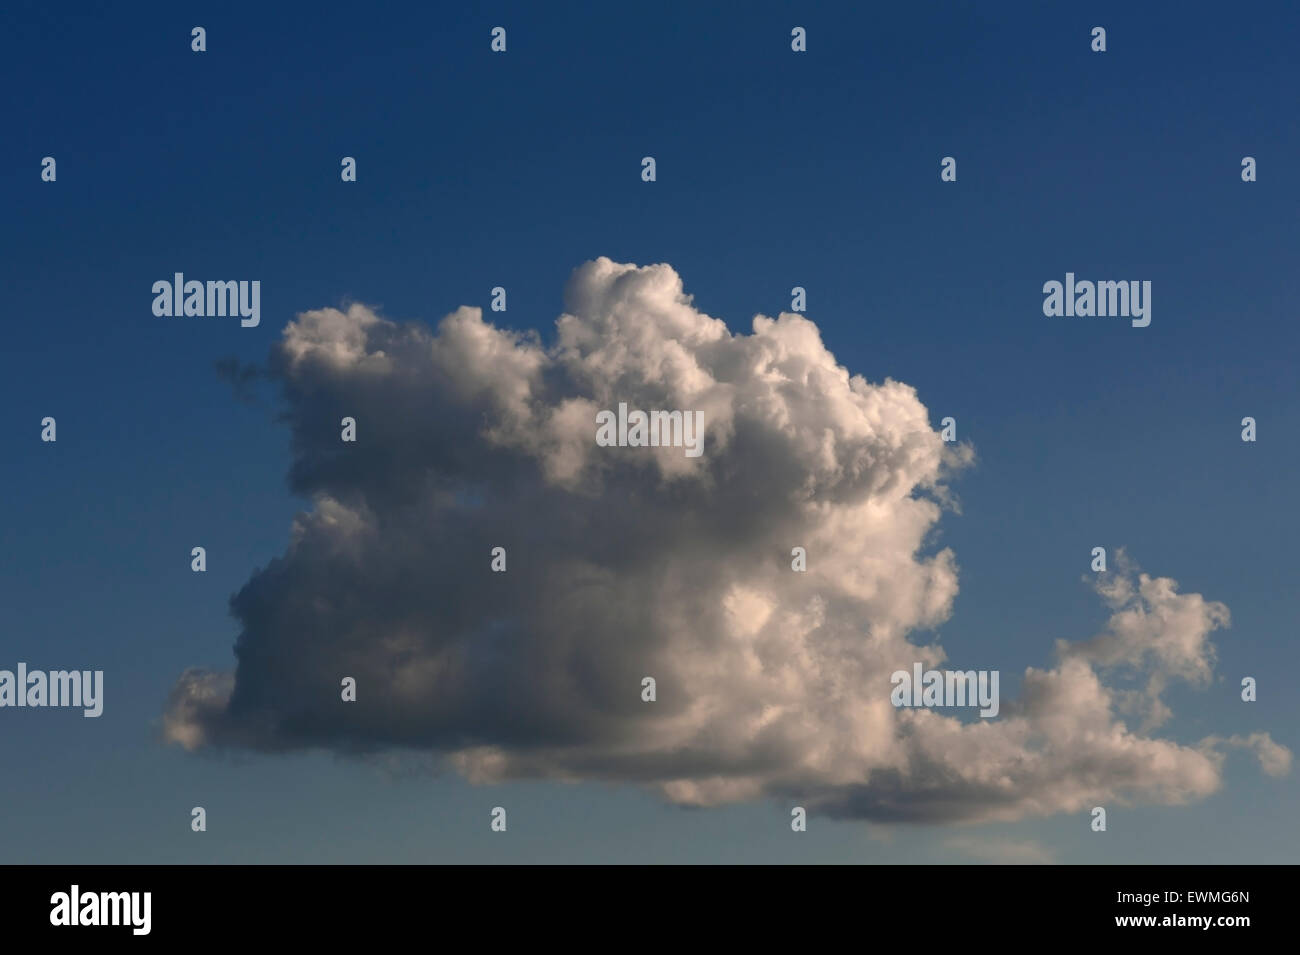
[2,1,1297,862]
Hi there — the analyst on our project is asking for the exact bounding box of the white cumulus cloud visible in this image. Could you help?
[163,257,1288,823]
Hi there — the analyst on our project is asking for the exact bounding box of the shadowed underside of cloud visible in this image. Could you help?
[163,257,1290,823]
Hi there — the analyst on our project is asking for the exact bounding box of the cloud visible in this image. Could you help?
[164,257,1289,823]
[1200,733,1293,778]
[214,356,266,406]
[1060,551,1227,730]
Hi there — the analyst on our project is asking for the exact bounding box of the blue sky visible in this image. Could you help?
[2,1,1297,863]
